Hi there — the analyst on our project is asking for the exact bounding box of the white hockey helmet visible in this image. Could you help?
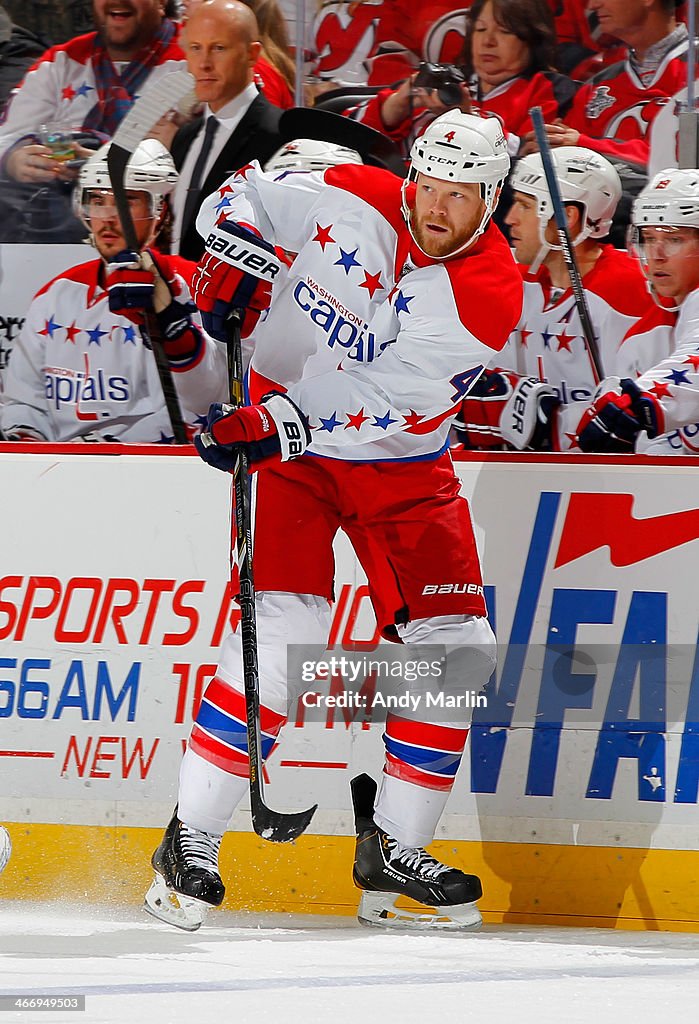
[402,111,510,257]
[75,138,178,226]
[511,146,621,254]
[264,138,363,174]
[630,168,699,311]
[632,168,699,230]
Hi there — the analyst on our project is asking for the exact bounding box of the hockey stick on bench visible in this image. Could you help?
[530,106,603,383]
[107,70,196,443]
[225,310,317,843]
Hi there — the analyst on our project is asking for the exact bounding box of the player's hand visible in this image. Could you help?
[576,377,663,453]
[106,250,155,314]
[194,393,309,472]
[456,369,560,450]
[191,221,280,343]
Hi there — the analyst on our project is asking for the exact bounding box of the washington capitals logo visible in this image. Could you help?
[444,130,456,143]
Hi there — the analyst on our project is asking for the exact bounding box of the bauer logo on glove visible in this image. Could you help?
[195,393,310,472]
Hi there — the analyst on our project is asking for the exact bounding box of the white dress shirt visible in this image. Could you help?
[171,82,259,255]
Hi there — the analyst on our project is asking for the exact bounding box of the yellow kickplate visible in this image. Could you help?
[1,823,697,932]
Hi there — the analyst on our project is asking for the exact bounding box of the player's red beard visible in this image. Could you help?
[410,206,483,258]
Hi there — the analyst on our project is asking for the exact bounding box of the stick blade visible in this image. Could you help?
[252,799,317,843]
[111,69,196,154]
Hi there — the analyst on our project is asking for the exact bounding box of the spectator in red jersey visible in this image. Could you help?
[550,0,625,79]
[523,0,687,171]
[345,0,577,160]
[241,0,295,108]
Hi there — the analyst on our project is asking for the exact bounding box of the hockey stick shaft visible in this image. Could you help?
[226,311,317,843]
[530,107,603,383]
[106,72,196,444]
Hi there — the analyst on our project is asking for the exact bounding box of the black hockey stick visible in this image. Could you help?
[530,107,603,383]
[225,310,317,843]
[107,70,196,443]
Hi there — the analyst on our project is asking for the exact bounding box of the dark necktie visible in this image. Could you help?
[182,115,219,234]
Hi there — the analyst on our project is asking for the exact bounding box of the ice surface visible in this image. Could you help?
[1,901,699,1024]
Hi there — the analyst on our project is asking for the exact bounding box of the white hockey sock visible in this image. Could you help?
[178,746,247,836]
[374,773,450,848]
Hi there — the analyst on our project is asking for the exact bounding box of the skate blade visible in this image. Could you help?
[143,873,210,932]
[357,891,482,933]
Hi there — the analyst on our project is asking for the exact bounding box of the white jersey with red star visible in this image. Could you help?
[499,246,664,449]
[630,290,699,455]
[197,162,522,462]
[0,255,226,442]
[0,31,185,157]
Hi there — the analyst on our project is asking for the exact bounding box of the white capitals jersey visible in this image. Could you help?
[0,256,226,442]
[631,289,699,455]
[498,246,664,450]
[196,162,523,462]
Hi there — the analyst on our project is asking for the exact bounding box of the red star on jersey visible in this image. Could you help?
[65,321,80,344]
[359,270,384,298]
[520,328,532,348]
[345,407,368,430]
[62,85,76,101]
[650,380,672,398]
[216,212,229,226]
[218,184,234,196]
[556,328,576,352]
[403,410,425,430]
[313,223,335,251]
[685,354,699,371]
[235,163,254,180]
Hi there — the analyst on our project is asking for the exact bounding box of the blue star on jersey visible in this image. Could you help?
[665,368,691,385]
[318,411,342,432]
[87,325,108,345]
[40,317,63,338]
[122,326,137,345]
[394,291,413,315]
[373,411,397,430]
[334,248,361,274]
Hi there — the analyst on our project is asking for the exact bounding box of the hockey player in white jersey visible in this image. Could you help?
[456,146,663,451]
[577,168,699,455]
[145,111,523,932]
[1,139,226,442]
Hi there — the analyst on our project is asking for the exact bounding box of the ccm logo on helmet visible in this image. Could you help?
[422,583,484,596]
[205,230,280,280]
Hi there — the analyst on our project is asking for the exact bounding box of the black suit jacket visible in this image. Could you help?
[171,93,283,261]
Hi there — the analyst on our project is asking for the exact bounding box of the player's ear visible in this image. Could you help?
[564,202,581,233]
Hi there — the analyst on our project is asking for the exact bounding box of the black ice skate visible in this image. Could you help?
[351,774,482,932]
[144,811,225,931]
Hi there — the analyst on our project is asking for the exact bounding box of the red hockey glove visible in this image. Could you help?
[191,221,281,342]
[194,393,310,472]
[456,370,560,450]
[576,378,664,453]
